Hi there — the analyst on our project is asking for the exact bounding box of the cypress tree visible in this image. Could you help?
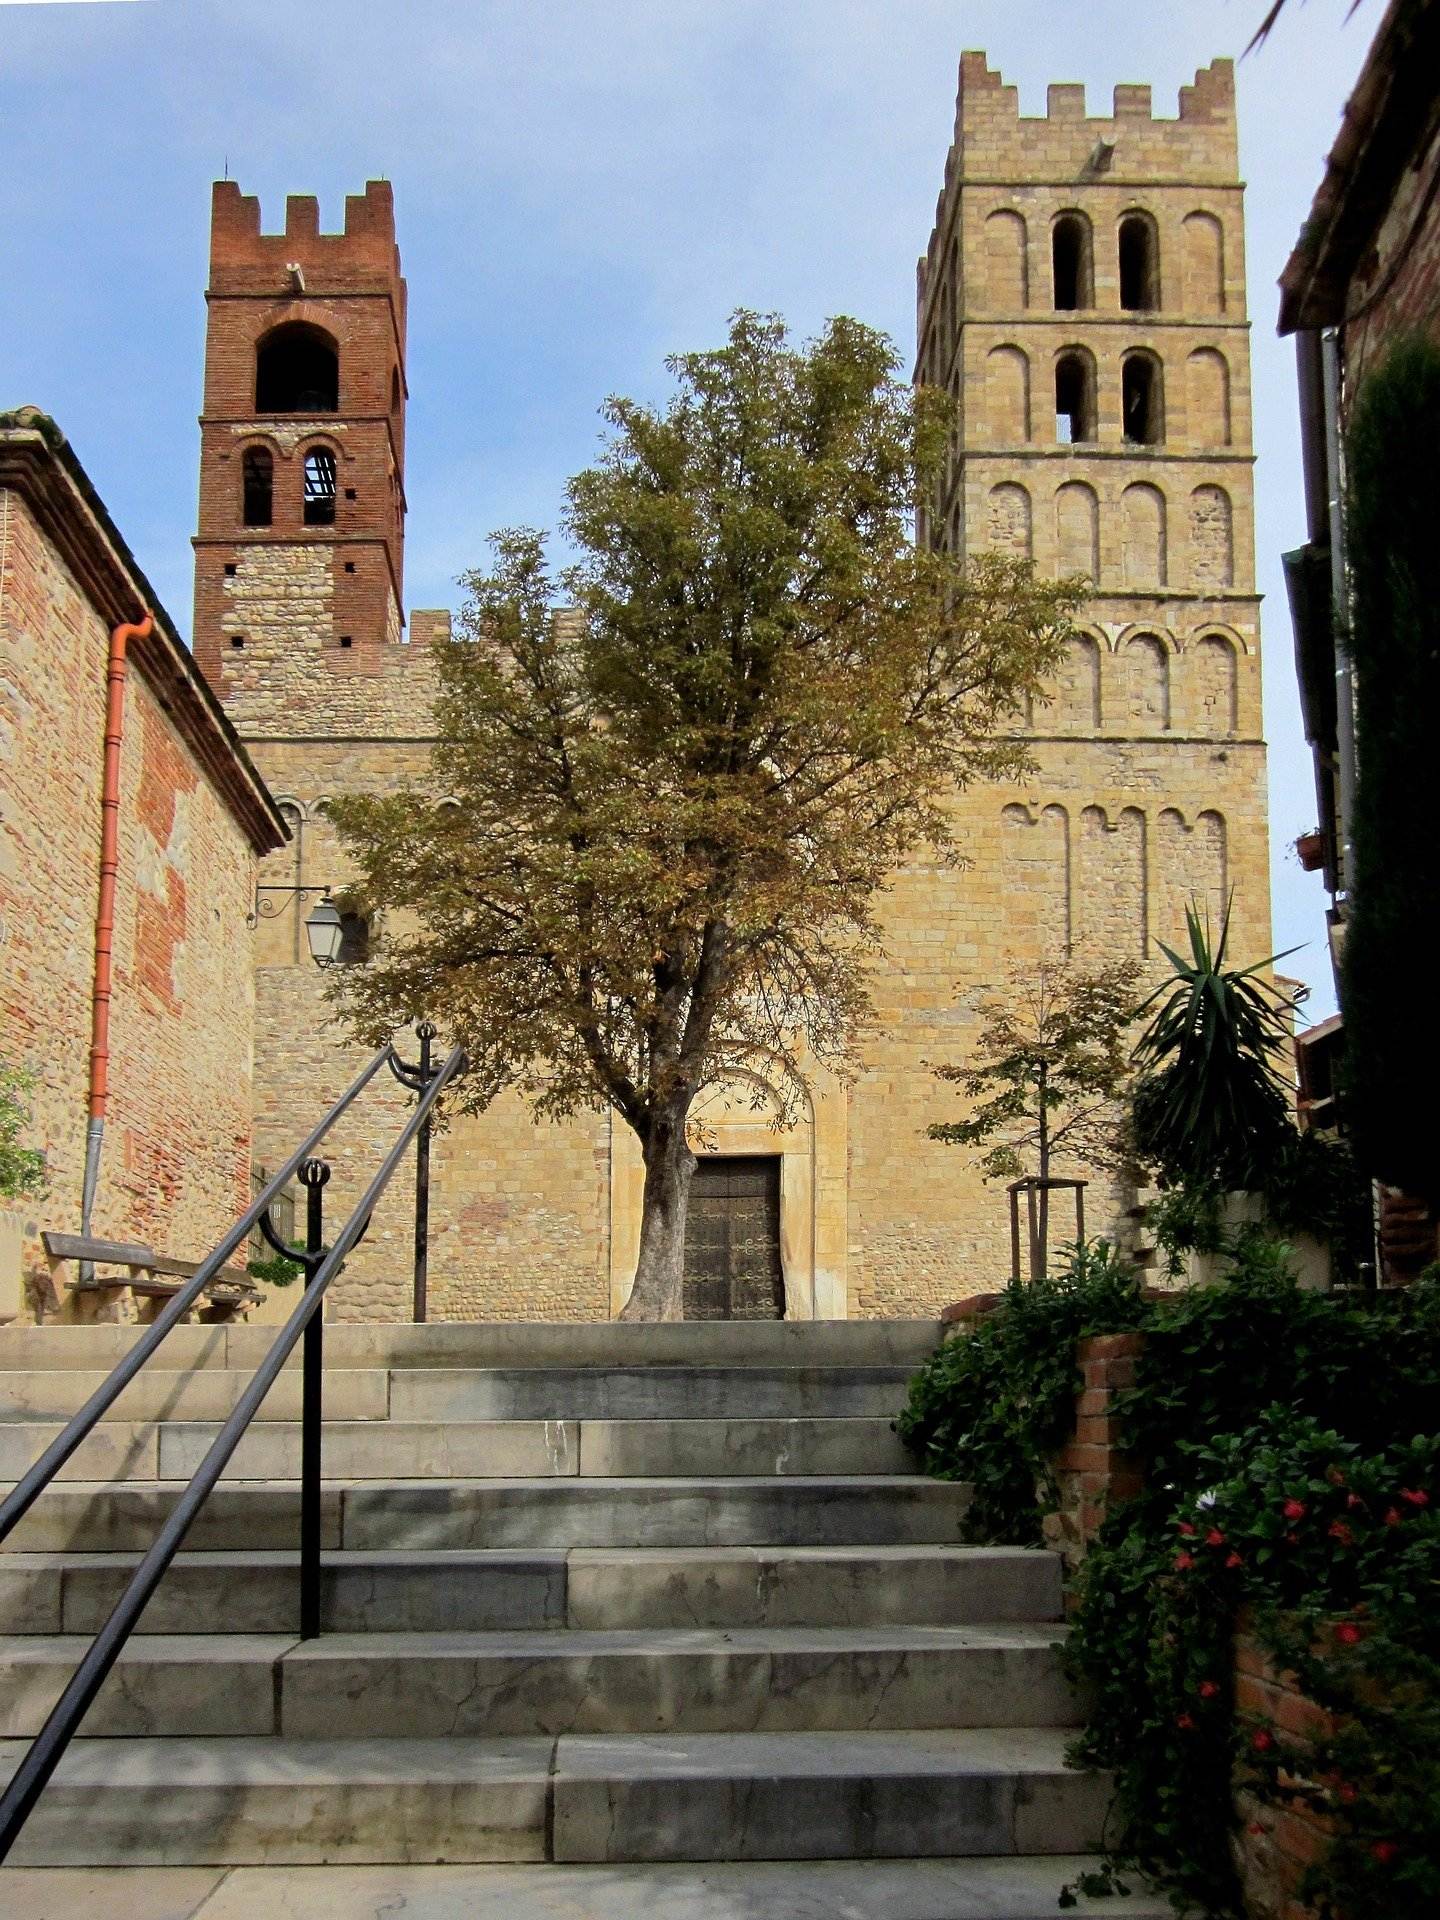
[1342,332,1440,1205]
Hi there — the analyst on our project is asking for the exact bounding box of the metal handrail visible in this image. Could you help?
[0,1038,465,1862]
[0,1041,395,1546]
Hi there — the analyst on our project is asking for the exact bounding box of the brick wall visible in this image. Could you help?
[1234,1629,1337,1920]
[0,483,263,1317]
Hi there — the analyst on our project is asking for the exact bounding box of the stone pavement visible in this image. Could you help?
[0,1859,1176,1919]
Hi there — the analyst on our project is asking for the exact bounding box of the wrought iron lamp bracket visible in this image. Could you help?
[250,883,334,926]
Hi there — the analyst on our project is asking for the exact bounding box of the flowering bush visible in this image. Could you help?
[1065,1290,1440,1919]
[904,1240,1440,1917]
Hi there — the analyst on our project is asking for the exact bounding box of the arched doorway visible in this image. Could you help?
[682,1155,785,1320]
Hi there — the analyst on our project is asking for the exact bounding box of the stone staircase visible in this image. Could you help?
[0,1319,1167,1915]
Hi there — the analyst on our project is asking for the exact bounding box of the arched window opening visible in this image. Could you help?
[337,911,369,966]
[241,446,273,527]
[1122,353,1164,445]
[303,447,338,527]
[1052,214,1092,312]
[255,324,339,413]
[1119,213,1160,312]
[1055,352,1095,445]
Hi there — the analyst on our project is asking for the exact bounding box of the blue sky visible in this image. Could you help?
[0,0,1380,1016]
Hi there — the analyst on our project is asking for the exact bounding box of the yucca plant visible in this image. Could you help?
[1131,900,1297,1193]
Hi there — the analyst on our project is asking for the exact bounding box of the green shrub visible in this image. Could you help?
[0,1063,46,1201]
[896,1240,1147,1544]
[901,1241,1440,1916]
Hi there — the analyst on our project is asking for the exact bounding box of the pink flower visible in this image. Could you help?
[1399,1488,1430,1508]
[1198,1680,1220,1699]
[1335,1621,1362,1647]
[1347,1493,1365,1511]
[1283,1499,1307,1522]
[1225,1551,1244,1570]
[1176,1712,1196,1731]
[1174,1552,1195,1571]
[1177,1521,1197,1537]
[1328,1521,1355,1547]
[1252,1729,1274,1753]
[1205,1528,1226,1548]
[1371,1841,1398,1866]
[1384,1507,1403,1528]
[1337,1782,1358,1806]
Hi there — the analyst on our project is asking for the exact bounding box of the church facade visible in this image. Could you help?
[195,56,1271,1323]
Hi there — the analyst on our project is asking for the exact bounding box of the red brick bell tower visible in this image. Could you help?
[192,180,408,711]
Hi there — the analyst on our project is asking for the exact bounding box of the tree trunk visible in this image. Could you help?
[619,1110,697,1321]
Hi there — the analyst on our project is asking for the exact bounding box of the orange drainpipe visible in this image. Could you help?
[79,612,154,1246]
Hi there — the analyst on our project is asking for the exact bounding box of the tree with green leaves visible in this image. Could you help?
[927,955,1142,1277]
[0,1063,46,1201]
[328,311,1082,1319]
[1130,900,1296,1194]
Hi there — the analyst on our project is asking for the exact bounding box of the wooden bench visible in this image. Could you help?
[42,1232,262,1324]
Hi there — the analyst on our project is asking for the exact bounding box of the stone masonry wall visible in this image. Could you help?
[0,488,258,1317]
[863,56,1273,1312]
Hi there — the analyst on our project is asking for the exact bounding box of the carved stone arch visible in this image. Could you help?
[1193,631,1240,735]
[1051,210,1094,311]
[984,208,1029,310]
[1054,479,1100,581]
[1181,617,1250,657]
[1043,631,1102,734]
[1118,208,1161,312]
[986,345,1031,442]
[1156,806,1228,953]
[1187,348,1232,447]
[1182,211,1226,316]
[1122,632,1171,732]
[1189,484,1234,590]
[1076,804,1147,958]
[1121,483,1168,588]
[987,481,1033,559]
[610,1045,848,1320]
[1001,801,1071,954]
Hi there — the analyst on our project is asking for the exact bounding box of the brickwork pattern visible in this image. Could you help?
[0,490,258,1315]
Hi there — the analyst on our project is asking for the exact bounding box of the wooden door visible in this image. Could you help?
[682,1156,785,1321]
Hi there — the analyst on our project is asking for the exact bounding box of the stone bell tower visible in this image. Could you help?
[192,178,408,708]
[912,55,1271,969]
[841,58,1274,1307]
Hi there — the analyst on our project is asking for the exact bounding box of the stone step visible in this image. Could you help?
[0,1319,942,1375]
[389,1365,915,1421]
[0,1857,1176,1917]
[0,1543,1060,1635]
[278,1625,1075,1738]
[0,1368,389,1424]
[156,1415,910,1481]
[1,1476,969,1553]
[0,1625,1073,1739]
[0,1736,551,1866]
[0,1731,1107,1869]
[549,1728,1105,1862]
